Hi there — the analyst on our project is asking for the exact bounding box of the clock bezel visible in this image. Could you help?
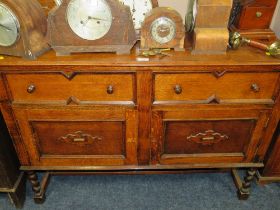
[0,2,21,47]
[66,0,113,41]
[150,16,176,44]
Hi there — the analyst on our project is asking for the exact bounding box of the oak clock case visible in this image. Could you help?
[141,7,185,51]
[0,0,49,59]
[119,0,158,35]
[48,0,137,55]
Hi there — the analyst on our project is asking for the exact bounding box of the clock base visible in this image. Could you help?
[53,44,136,56]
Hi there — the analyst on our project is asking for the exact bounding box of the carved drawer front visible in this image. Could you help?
[151,109,270,165]
[12,107,137,166]
[154,72,279,104]
[5,73,135,104]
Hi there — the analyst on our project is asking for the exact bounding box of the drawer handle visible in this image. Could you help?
[251,83,260,93]
[256,12,262,18]
[107,85,114,94]
[201,136,215,141]
[187,130,229,146]
[58,131,103,145]
[174,85,182,94]
[27,84,36,94]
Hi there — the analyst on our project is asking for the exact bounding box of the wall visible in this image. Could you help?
[158,0,189,23]
[271,0,280,38]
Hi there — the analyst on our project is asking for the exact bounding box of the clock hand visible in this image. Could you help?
[88,16,109,21]
[0,23,11,31]
[81,16,109,26]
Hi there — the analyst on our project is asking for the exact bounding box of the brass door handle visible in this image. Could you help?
[202,136,215,141]
[174,85,182,94]
[251,83,260,93]
[27,84,36,93]
[107,85,114,94]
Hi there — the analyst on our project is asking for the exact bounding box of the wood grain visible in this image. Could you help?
[5,73,135,104]
[192,28,229,55]
[12,106,137,166]
[0,0,49,59]
[154,72,279,103]
[195,0,233,28]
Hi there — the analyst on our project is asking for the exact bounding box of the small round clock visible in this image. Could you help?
[0,2,20,47]
[141,7,185,51]
[0,0,49,59]
[119,0,158,31]
[66,0,113,40]
[150,17,176,44]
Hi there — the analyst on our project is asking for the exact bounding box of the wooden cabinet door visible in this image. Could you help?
[12,106,137,167]
[151,108,270,165]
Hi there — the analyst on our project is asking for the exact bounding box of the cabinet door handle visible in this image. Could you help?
[256,12,262,18]
[174,85,182,94]
[202,136,215,141]
[251,83,260,92]
[107,85,114,94]
[27,84,36,93]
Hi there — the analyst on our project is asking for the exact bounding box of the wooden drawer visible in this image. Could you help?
[5,73,135,104]
[12,106,137,166]
[154,72,279,104]
[151,108,270,165]
[237,6,275,29]
[247,0,277,7]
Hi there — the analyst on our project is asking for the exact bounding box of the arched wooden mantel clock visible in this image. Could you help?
[0,0,49,60]
[47,0,137,55]
[141,7,185,51]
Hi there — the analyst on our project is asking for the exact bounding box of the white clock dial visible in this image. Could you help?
[0,3,20,47]
[150,17,176,44]
[66,0,112,40]
[119,0,153,30]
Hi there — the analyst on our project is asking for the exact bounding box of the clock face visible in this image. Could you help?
[150,17,176,44]
[119,0,153,30]
[0,3,20,47]
[66,0,113,40]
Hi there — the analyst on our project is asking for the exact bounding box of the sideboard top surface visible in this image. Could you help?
[0,46,279,72]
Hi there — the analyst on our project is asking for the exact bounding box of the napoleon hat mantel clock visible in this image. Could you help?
[141,7,185,51]
[0,0,49,59]
[48,0,137,55]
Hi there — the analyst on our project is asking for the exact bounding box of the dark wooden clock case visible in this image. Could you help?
[0,0,49,60]
[47,0,137,55]
[230,0,278,41]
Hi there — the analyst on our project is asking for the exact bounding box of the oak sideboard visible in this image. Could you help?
[0,112,26,208]
[0,47,279,202]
